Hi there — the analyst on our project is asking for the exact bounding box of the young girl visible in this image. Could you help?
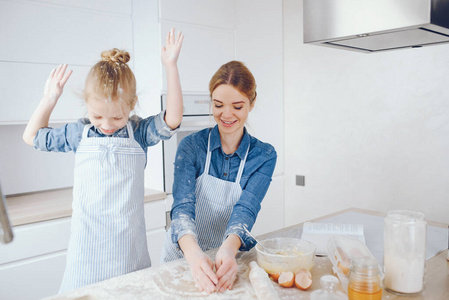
[23,28,184,292]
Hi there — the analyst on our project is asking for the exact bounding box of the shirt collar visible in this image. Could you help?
[209,125,250,160]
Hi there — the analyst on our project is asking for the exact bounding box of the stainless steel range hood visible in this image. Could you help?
[303,0,449,53]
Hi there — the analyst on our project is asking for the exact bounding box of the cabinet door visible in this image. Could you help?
[0,252,66,300]
[146,228,167,268]
[0,0,133,124]
[0,218,71,265]
[251,175,284,236]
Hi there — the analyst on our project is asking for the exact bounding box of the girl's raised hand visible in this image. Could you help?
[161,28,184,66]
[43,64,72,103]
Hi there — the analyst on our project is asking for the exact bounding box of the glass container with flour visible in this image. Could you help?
[383,210,426,294]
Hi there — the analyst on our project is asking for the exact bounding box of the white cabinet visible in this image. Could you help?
[160,0,236,93]
[0,218,71,300]
[0,199,167,300]
[0,0,133,124]
[143,200,168,267]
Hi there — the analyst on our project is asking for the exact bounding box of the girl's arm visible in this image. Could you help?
[23,64,72,145]
[161,28,184,130]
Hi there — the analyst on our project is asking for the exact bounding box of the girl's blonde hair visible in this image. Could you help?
[84,48,137,109]
[209,60,257,105]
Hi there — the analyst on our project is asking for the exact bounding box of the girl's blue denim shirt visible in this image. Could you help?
[33,111,177,164]
[170,125,277,251]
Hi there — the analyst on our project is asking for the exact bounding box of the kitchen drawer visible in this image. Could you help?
[0,218,71,265]
[0,251,66,300]
[146,228,167,268]
[144,200,167,230]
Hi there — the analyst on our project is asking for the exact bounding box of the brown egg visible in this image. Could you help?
[278,271,295,288]
[269,272,281,282]
[295,268,312,290]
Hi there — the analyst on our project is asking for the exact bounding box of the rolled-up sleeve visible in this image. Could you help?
[225,149,277,251]
[139,111,179,147]
[170,136,199,246]
[33,122,82,152]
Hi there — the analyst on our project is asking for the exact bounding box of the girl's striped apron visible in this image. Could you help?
[60,122,150,292]
[161,132,249,262]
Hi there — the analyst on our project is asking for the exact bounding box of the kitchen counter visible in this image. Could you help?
[6,188,166,226]
[44,208,449,300]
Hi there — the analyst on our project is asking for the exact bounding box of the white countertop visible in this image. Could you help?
[6,188,166,226]
[43,208,449,300]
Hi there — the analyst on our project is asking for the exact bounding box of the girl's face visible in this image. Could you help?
[212,84,254,138]
[86,93,131,135]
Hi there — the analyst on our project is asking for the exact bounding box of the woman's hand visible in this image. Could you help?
[43,64,72,104]
[161,28,184,67]
[179,235,218,294]
[214,235,241,293]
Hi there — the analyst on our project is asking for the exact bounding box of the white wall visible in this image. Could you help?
[283,0,449,225]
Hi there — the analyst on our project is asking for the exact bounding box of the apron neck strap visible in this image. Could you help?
[125,122,134,140]
[235,143,250,183]
[204,130,250,184]
[82,124,93,139]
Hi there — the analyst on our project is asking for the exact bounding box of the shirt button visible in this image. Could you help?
[225,157,229,160]
[224,173,227,176]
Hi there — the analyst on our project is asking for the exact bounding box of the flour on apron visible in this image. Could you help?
[60,122,150,292]
[161,131,249,262]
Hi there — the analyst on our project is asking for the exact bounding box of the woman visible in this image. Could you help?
[161,61,277,294]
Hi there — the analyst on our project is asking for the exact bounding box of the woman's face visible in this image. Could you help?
[212,84,253,138]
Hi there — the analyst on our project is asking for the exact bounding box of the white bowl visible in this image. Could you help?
[255,237,316,274]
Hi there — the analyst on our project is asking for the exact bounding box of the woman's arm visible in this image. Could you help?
[225,150,277,250]
[23,64,72,145]
[170,133,218,293]
[214,146,277,292]
[161,28,184,130]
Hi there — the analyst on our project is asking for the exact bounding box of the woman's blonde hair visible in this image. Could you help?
[209,60,257,105]
[84,48,137,109]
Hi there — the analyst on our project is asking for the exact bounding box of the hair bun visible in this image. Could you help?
[101,48,131,64]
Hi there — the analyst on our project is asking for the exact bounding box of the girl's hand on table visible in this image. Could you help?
[215,246,238,293]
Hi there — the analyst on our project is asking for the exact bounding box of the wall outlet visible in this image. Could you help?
[296,175,305,186]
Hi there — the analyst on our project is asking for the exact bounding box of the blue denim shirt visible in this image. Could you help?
[170,125,277,251]
[33,111,177,164]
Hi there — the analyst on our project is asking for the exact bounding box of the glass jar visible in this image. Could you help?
[348,257,382,300]
[383,210,426,294]
[310,275,346,300]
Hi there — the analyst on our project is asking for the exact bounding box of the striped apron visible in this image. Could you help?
[59,122,150,292]
[161,132,249,262]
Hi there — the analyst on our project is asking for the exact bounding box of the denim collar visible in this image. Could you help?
[209,125,250,160]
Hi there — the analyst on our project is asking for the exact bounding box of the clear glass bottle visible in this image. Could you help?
[310,275,346,300]
[383,210,426,294]
[347,257,382,300]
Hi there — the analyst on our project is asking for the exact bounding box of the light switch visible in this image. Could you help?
[296,175,305,186]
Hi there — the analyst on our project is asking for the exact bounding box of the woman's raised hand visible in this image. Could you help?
[43,64,72,104]
[161,28,184,66]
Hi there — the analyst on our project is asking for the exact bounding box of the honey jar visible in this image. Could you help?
[348,257,382,300]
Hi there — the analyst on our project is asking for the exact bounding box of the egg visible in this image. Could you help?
[269,272,281,282]
[278,271,295,288]
[295,268,312,290]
